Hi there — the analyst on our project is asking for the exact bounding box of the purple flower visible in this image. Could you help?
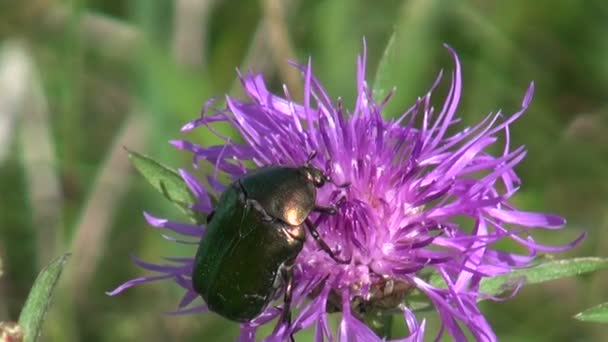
[109,44,583,341]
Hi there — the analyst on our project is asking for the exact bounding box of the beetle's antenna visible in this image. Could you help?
[305,150,318,166]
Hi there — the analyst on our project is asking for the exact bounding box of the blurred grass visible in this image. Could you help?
[0,0,607,341]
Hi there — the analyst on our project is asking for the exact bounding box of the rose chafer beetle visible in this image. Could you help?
[192,152,349,333]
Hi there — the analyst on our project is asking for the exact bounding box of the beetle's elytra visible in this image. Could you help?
[192,153,348,328]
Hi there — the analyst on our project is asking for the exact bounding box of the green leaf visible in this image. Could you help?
[372,32,396,102]
[18,254,70,342]
[427,257,608,299]
[128,149,204,223]
[574,302,608,323]
[480,257,608,295]
[372,0,441,115]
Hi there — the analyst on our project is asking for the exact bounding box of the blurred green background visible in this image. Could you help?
[1,0,607,341]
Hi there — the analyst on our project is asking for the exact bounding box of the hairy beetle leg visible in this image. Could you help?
[280,262,296,342]
[305,218,351,264]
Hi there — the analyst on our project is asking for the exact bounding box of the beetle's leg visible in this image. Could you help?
[280,261,296,342]
[206,210,215,224]
[334,181,351,188]
[314,193,349,215]
[305,218,351,264]
[313,205,337,215]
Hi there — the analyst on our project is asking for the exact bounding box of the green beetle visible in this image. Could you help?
[192,154,349,328]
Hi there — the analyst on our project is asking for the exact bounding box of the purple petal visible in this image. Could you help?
[106,274,173,295]
[485,208,566,228]
[143,212,204,237]
[166,304,208,316]
[178,169,212,212]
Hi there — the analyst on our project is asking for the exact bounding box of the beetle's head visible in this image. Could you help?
[302,151,351,189]
[303,166,329,188]
[303,151,329,187]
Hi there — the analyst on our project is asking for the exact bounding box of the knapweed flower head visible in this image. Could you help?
[109,45,583,341]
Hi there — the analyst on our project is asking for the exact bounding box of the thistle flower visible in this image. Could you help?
[109,45,583,341]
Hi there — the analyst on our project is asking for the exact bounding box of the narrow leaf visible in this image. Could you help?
[426,257,608,300]
[480,257,608,295]
[372,32,396,102]
[18,254,70,342]
[574,302,608,323]
[128,150,203,223]
[372,0,441,115]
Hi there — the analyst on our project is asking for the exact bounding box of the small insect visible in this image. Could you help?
[191,152,349,336]
[323,277,415,316]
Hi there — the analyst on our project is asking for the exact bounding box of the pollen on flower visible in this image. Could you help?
[109,43,583,342]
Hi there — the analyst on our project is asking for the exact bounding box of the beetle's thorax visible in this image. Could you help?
[239,166,318,226]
